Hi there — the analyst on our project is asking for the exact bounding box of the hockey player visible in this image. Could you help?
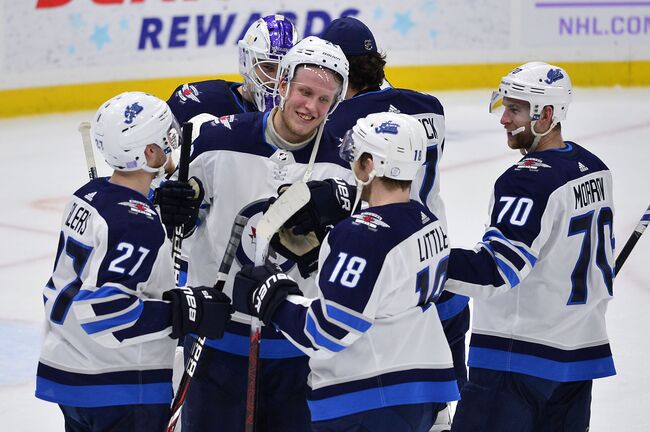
[167,14,298,123]
[34,92,233,432]
[155,37,352,431]
[272,16,468,428]
[233,112,460,431]
[446,62,616,431]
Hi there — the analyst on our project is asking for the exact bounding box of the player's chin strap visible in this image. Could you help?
[302,119,327,183]
[351,169,376,214]
[518,119,558,155]
[142,157,169,178]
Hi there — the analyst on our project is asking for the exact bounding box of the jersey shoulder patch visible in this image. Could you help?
[350,211,391,231]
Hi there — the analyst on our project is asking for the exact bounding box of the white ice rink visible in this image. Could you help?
[1,87,648,431]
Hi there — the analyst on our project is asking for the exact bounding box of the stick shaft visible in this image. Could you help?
[615,205,650,275]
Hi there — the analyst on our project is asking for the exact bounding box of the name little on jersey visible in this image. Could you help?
[574,176,606,209]
[418,226,448,263]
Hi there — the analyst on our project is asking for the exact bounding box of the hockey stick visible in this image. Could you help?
[170,123,193,288]
[615,204,650,275]
[78,122,97,180]
[166,212,250,432]
[245,182,311,432]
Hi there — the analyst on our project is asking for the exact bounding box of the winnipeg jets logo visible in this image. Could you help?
[352,212,390,231]
[118,200,156,220]
[364,39,374,51]
[124,103,143,124]
[515,158,552,172]
[545,68,564,84]
[177,84,200,103]
[214,115,235,130]
[375,121,400,135]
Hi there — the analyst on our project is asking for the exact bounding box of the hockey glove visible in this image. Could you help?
[267,179,355,277]
[154,176,204,236]
[164,286,233,339]
[233,264,302,326]
[286,178,356,237]
[270,230,321,278]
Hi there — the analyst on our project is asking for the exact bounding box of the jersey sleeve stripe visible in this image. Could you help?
[305,313,347,353]
[480,243,521,288]
[80,301,143,335]
[91,297,138,317]
[324,303,372,333]
[74,286,130,302]
[487,240,527,272]
[484,228,538,267]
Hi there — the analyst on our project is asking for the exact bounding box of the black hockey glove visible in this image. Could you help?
[233,264,302,326]
[267,179,356,278]
[154,177,204,237]
[286,178,356,237]
[164,286,233,340]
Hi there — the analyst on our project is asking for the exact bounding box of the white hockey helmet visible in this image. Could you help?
[91,92,180,173]
[489,61,572,123]
[275,36,349,114]
[238,15,298,112]
[339,112,426,181]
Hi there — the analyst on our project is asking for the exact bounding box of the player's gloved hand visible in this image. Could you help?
[154,176,204,235]
[286,178,356,237]
[233,264,302,326]
[266,179,356,278]
[270,230,320,278]
[164,286,233,339]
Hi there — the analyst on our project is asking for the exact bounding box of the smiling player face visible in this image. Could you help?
[274,65,341,143]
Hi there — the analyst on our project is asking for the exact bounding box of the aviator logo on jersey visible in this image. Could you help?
[235,200,294,272]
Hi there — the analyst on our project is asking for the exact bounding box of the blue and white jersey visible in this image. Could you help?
[167,79,256,124]
[446,142,616,382]
[184,111,354,359]
[326,86,468,321]
[36,178,177,407]
[272,200,459,421]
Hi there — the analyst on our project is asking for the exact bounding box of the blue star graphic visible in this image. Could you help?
[69,13,85,31]
[423,0,438,15]
[90,25,111,50]
[374,6,383,20]
[393,11,415,37]
[120,18,129,30]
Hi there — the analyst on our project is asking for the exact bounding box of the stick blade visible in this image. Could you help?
[256,182,310,242]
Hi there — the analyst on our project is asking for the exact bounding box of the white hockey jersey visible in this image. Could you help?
[326,86,469,321]
[36,178,177,407]
[272,201,460,421]
[184,111,354,358]
[446,142,616,382]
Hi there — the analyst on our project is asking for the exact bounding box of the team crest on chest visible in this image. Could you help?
[515,158,551,172]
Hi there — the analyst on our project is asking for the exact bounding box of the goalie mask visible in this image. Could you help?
[91,92,180,174]
[339,112,426,211]
[238,15,298,112]
[275,36,349,115]
[489,61,572,154]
